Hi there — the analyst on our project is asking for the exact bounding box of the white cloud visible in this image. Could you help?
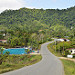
[0,0,26,13]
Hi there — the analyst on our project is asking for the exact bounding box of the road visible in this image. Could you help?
[1,41,64,75]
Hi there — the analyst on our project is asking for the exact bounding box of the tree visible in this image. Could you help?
[0,47,10,65]
[10,37,21,47]
[0,47,5,64]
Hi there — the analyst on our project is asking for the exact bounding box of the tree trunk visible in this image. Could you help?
[0,59,3,65]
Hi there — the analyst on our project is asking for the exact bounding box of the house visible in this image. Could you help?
[71,49,75,54]
[0,40,7,43]
[67,48,75,55]
[56,38,64,42]
[56,38,70,42]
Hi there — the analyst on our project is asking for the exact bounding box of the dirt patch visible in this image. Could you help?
[58,57,75,62]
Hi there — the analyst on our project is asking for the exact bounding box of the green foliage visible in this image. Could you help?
[10,37,21,47]
[56,41,74,56]
[71,37,75,46]
[0,7,75,29]
[0,47,10,65]
[56,41,72,51]
[0,55,42,74]
[26,49,30,54]
[48,43,62,57]
[0,47,4,54]
[0,7,75,48]
[48,40,75,57]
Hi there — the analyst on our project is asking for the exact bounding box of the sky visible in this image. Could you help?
[0,0,75,13]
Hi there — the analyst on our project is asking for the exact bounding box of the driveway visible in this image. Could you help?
[1,41,64,75]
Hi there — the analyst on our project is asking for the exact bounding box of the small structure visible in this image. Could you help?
[67,48,75,55]
[56,38,70,42]
[67,55,73,58]
[70,49,75,55]
[25,47,28,50]
[0,40,7,43]
[3,33,6,36]
[64,36,69,38]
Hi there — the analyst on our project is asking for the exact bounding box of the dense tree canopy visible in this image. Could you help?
[0,6,75,48]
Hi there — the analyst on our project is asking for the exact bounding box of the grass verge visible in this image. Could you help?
[47,43,75,75]
[0,55,42,74]
[61,59,75,75]
[47,43,62,57]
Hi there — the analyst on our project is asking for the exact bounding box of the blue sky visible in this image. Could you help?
[0,0,75,13]
[25,0,75,9]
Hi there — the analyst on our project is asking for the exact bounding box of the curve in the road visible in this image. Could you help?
[1,41,64,75]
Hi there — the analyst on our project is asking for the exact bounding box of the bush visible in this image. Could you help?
[47,38,52,41]
[26,49,30,54]
[64,51,71,57]
[5,64,11,67]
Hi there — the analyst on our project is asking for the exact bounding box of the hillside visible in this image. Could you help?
[0,6,75,29]
[0,7,75,48]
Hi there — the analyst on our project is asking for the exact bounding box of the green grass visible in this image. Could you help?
[0,55,42,74]
[47,43,62,57]
[61,59,75,75]
[47,43,75,75]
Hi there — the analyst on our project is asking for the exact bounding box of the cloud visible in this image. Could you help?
[0,0,26,13]
[26,6,36,9]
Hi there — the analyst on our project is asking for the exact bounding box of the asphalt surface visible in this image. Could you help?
[1,41,64,75]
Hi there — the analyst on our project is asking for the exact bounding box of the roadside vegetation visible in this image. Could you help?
[61,59,75,75]
[0,55,42,74]
[48,38,75,57]
[0,45,42,74]
[48,38,75,75]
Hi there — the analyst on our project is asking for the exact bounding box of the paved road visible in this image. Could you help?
[1,41,64,75]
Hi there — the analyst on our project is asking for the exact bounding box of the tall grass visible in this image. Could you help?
[0,55,42,74]
[61,59,75,75]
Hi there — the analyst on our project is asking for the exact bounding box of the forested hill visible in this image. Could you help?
[0,6,75,31]
[0,7,75,47]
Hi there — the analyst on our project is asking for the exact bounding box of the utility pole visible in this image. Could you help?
[55,40,56,52]
[63,41,64,56]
